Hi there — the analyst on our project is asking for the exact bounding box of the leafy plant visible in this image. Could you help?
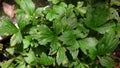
[0,0,120,68]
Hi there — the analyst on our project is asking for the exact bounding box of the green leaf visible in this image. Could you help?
[111,0,120,6]
[48,0,60,4]
[33,45,48,55]
[116,23,120,37]
[97,31,119,55]
[78,38,98,60]
[16,62,26,68]
[45,8,57,21]
[10,31,22,46]
[34,8,44,16]
[15,0,21,5]
[60,16,77,31]
[16,0,35,16]
[66,4,75,17]
[53,21,62,35]
[60,4,77,30]
[86,4,109,28]
[56,47,68,65]
[0,17,18,36]
[59,2,67,7]
[6,47,15,55]
[23,36,32,49]
[29,25,55,45]
[39,53,55,66]
[75,1,87,16]
[69,49,79,60]
[53,3,66,15]
[59,31,76,46]
[74,24,89,38]
[16,12,31,29]
[98,56,115,68]
[15,12,25,29]
[95,22,116,34]
[23,39,30,49]
[75,63,88,68]
[56,4,77,31]
[66,41,79,59]
[0,59,14,68]
[24,50,36,65]
[49,41,61,55]
[109,8,119,21]
[0,44,3,51]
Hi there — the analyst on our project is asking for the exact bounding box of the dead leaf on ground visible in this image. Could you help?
[2,2,15,19]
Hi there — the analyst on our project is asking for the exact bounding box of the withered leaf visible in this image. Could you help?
[2,2,15,19]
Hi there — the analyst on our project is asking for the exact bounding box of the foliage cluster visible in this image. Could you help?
[0,0,120,68]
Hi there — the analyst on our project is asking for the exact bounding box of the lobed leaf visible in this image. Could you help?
[56,47,68,65]
[97,31,119,55]
[39,53,55,66]
[98,56,115,68]
[0,16,18,36]
[59,31,76,46]
[78,38,98,60]
[10,31,22,46]
[15,0,35,16]
[86,4,110,28]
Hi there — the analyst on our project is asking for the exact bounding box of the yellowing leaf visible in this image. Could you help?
[56,47,68,65]
[10,31,22,46]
